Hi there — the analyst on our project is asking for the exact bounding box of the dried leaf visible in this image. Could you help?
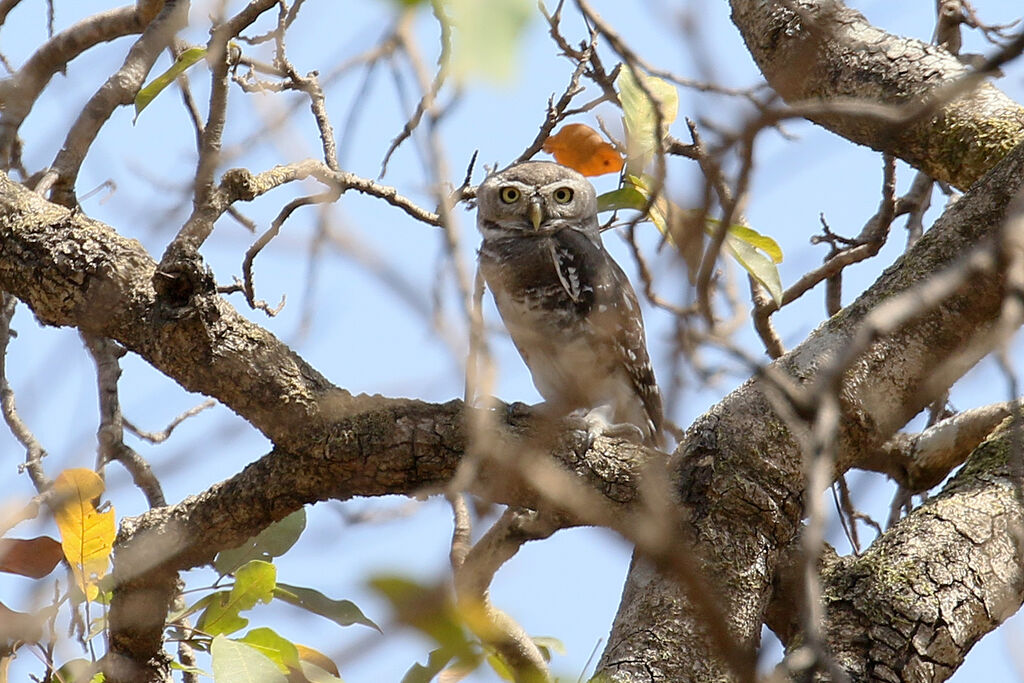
[0,536,63,578]
[295,644,340,677]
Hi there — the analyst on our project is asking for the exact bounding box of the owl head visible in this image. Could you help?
[476,161,599,240]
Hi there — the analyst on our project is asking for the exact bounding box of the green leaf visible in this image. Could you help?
[197,592,248,637]
[616,68,678,172]
[369,575,473,661]
[724,224,784,263]
[198,561,276,636]
[597,186,648,213]
[214,509,306,576]
[169,590,220,623]
[231,560,277,609]
[401,648,456,683]
[237,628,299,673]
[622,174,784,292]
[169,660,210,677]
[211,634,288,683]
[486,652,515,681]
[274,583,380,632]
[531,635,566,661]
[622,174,673,238]
[724,233,784,305]
[134,47,207,120]
[447,0,532,83]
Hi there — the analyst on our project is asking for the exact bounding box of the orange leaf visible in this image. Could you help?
[0,536,63,578]
[542,123,624,177]
[52,469,115,600]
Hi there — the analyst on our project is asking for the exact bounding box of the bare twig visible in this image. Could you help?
[379,5,453,179]
[42,1,189,205]
[0,294,50,492]
[241,189,338,315]
[124,400,216,444]
[453,507,562,682]
[82,333,166,509]
[0,5,151,171]
[155,0,279,264]
[515,26,598,163]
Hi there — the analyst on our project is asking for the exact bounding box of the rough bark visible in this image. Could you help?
[0,171,652,680]
[2,124,1023,683]
[594,0,1024,673]
[767,421,1024,682]
[730,0,1024,190]
[1,0,1023,680]
[820,420,1024,681]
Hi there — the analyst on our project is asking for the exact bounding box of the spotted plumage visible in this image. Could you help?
[475,160,663,445]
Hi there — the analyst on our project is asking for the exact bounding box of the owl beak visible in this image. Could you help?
[528,199,544,230]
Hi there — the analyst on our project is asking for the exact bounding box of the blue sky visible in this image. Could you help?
[1,1,1023,681]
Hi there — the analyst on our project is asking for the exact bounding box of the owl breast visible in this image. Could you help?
[478,225,655,433]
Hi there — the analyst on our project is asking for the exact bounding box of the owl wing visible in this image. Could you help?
[549,229,664,442]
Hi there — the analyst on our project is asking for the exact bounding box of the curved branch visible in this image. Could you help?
[0,5,154,170]
[44,0,189,205]
[822,419,1024,679]
[857,401,1021,491]
[596,118,1024,680]
[2,114,1024,682]
[729,0,1024,190]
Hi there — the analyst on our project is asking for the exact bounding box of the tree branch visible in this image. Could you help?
[596,115,1024,681]
[729,0,1024,190]
[770,418,1024,680]
[856,401,1021,492]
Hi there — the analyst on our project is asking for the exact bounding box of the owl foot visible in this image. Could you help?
[505,401,535,421]
[567,406,645,448]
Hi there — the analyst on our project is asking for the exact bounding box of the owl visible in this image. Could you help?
[476,160,663,446]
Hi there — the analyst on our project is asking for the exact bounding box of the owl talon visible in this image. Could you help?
[565,406,645,448]
[598,422,646,444]
[506,401,534,421]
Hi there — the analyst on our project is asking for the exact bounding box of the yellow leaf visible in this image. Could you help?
[53,469,115,601]
[542,123,624,177]
[616,69,679,173]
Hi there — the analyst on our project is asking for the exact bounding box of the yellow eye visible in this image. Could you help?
[499,187,521,204]
[553,187,574,204]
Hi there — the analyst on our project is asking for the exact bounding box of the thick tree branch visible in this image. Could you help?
[769,419,1024,681]
[729,0,1024,190]
[2,137,1024,681]
[596,134,1024,680]
[3,10,1024,669]
[856,401,1021,492]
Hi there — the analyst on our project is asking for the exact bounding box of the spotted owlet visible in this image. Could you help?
[475,160,663,446]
